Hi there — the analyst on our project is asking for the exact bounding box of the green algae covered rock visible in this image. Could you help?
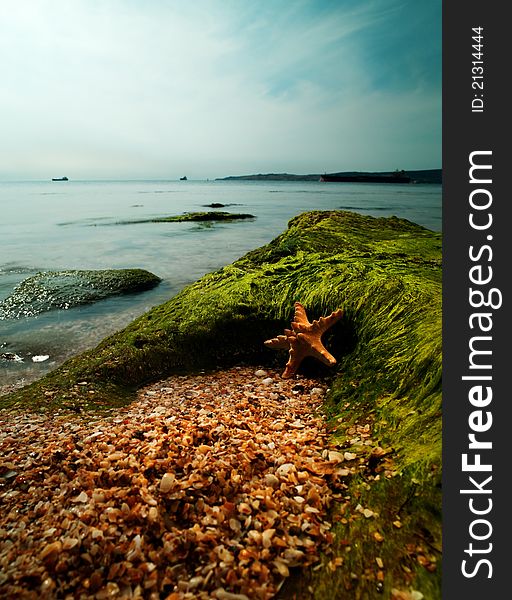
[0,269,162,319]
[2,210,442,597]
[3,210,441,435]
[118,211,255,224]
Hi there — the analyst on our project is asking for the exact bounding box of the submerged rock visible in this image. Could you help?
[116,211,255,225]
[0,269,161,319]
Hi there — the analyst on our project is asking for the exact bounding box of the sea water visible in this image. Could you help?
[0,179,441,390]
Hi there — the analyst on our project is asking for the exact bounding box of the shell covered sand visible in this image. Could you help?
[0,367,352,599]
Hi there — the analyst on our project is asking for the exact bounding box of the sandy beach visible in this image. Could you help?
[0,367,358,599]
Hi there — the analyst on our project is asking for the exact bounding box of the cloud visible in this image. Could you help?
[0,0,441,179]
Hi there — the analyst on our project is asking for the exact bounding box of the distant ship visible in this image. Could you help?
[180,176,187,181]
[52,176,69,181]
[319,171,411,184]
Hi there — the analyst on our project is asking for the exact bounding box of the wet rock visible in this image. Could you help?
[32,355,50,363]
[0,269,161,319]
[118,211,255,224]
[1,352,23,362]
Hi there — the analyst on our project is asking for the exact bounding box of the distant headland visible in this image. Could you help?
[216,168,442,184]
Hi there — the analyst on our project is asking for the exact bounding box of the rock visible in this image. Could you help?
[327,451,345,463]
[276,463,296,477]
[120,211,255,224]
[159,473,176,493]
[0,269,161,319]
[1,352,24,362]
[214,589,250,600]
[264,473,279,487]
[255,369,268,377]
[40,541,62,562]
[72,491,89,503]
[32,355,50,363]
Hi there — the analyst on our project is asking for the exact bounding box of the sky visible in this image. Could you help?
[0,0,441,180]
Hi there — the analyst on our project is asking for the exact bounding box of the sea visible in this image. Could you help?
[0,179,441,392]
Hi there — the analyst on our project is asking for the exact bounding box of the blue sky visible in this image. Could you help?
[0,0,441,180]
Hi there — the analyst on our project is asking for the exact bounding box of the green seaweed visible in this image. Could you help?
[1,210,442,599]
[114,211,256,224]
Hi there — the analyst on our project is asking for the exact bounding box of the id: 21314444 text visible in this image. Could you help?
[471,27,484,113]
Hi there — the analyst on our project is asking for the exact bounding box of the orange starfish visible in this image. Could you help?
[264,302,344,378]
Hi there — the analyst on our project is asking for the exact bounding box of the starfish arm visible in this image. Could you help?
[282,336,308,378]
[264,334,292,349]
[291,302,312,332]
[281,362,297,379]
[296,332,337,367]
[311,309,344,334]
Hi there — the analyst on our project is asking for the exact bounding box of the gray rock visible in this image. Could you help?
[1,352,24,362]
[0,269,161,319]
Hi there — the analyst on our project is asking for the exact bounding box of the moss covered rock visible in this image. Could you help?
[0,269,162,319]
[1,210,442,597]
[118,211,255,224]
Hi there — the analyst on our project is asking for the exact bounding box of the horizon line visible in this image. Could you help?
[0,167,443,184]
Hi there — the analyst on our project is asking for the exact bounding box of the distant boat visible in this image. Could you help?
[180,176,187,181]
[52,176,69,181]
